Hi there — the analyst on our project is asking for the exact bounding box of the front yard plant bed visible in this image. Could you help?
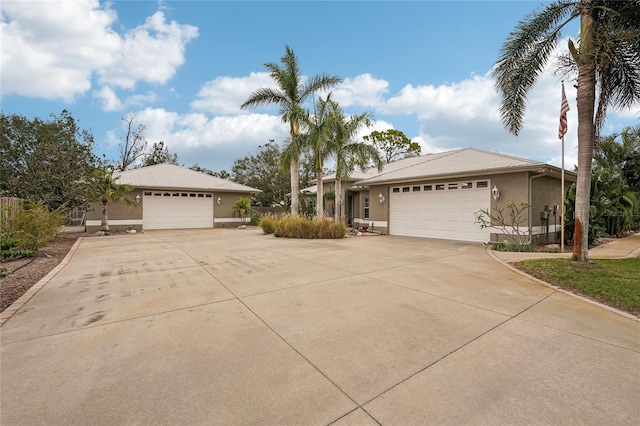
[260,215,346,239]
[515,257,640,316]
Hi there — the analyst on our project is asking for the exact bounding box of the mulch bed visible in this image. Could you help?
[1,233,85,313]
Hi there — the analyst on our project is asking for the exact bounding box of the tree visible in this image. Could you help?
[329,103,384,223]
[363,129,421,163]
[297,93,337,219]
[116,115,148,171]
[493,0,640,261]
[189,164,230,179]
[0,110,101,210]
[232,197,253,225]
[231,140,290,207]
[241,45,342,217]
[92,169,135,234]
[142,141,179,167]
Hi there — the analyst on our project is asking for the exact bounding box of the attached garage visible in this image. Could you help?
[389,180,491,242]
[142,191,214,230]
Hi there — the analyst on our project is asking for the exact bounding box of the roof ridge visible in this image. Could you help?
[464,147,543,165]
[364,148,464,180]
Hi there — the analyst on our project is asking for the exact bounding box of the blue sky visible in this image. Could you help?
[2,0,638,173]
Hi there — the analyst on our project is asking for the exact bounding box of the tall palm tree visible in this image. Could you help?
[93,169,135,234]
[241,45,341,217]
[298,94,338,219]
[329,103,384,223]
[493,0,640,261]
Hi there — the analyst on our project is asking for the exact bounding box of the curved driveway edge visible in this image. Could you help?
[0,237,84,327]
[485,245,639,322]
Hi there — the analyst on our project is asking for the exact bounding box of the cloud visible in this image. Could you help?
[191,72,275,115]
[1,1,197,101]
[93,87,122,112]
[330,73,389,108]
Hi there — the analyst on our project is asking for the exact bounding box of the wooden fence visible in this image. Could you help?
[0,197,23,228]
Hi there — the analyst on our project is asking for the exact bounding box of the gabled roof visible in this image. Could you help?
[115,164,260,193]
[355,148,574,186]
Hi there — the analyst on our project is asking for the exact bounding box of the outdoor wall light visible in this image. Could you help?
[217,197,222,205]
[378,192,385,203]
[135,194,141,204]
[492,185,500,200]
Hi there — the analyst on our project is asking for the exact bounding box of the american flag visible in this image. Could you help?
[558,82,569,139]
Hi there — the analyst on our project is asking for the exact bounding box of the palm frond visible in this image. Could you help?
[493,0,576,135]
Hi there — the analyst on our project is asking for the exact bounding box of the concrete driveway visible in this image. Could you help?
[1,229,638,425]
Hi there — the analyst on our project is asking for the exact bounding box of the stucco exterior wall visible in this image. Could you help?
[86,189,254,232]
[213,192,253,227]
[86,189,143,233]
[354,172,570,243]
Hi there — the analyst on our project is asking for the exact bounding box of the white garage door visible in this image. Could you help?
[390,180,490,242]
[143,191,214,230]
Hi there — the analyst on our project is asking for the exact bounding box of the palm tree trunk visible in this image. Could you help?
[316,169,324,219]
[290,158,299,218]
[101,200,109,232]
[334,179,343,222]
[572,5,597,262]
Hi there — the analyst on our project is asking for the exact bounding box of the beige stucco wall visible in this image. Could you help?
[86,189,254,232]
[353,171,571,242]
[86,189,143,233]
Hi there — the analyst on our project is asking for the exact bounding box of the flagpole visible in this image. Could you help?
[561,135,565,253]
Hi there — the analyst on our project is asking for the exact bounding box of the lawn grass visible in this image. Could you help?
[514,257,640,316]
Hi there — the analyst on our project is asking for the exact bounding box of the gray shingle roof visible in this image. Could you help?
[355,148,562,185]
[115,164,260,193]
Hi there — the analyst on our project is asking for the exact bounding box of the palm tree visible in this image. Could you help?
[493,0,640,261]
[94,169,135,234]
[298,94,338,219]
[329,103,384,223]
[241,45,341,217]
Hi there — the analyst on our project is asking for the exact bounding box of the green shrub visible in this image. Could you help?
[491,242,534,252]
[248,216,261,226]
[6,201,67,251]
[1,231,35,259]
[270,216,346,239]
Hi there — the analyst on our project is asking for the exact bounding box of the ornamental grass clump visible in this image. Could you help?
[266,215,346,239]
[260,216,276,234]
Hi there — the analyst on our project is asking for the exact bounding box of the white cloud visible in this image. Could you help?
[191,72,275,115]
[127,108,288,169]
[98,11,198,89]
[1,1,197,101]
[330,73,389,108]
[93,86,122,112]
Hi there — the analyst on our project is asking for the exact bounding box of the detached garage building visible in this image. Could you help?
[86,164,260,232]
[350,148,576,243]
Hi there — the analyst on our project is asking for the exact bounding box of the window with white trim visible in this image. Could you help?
[363,197,370,219]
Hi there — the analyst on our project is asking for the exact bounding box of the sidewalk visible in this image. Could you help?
[491,232,640,263]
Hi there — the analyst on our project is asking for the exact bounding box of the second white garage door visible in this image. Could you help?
[389,180,490,242]
[143,191,214,230]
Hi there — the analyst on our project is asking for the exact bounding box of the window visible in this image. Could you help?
[181,193,188,197]
[436,184,445,191]
[402,187,410,193]
[144,191,152,196]
[153,192,162,196]
[197,193,204,198]
[392,187,400,193]
[205,194,212,198]
[189,193,196,197]
[448,183,458,190]
[172,193,180,197]
[363,197,370,219]
[461,182,473,189]
[477,181,488,188]
[413,186,421,192]
[424,185,432,191]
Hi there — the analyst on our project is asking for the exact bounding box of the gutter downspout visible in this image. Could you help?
[528,171,551,243]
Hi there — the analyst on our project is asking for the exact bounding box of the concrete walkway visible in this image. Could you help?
[1,229,639,425]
